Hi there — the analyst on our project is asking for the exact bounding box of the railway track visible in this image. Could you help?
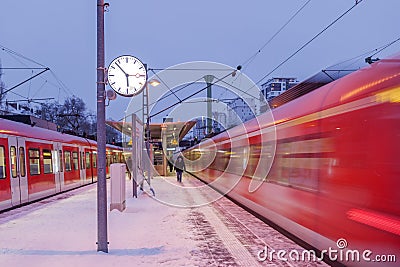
[182,175,330,267]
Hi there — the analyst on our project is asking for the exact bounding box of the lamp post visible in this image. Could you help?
[143,79,160,186]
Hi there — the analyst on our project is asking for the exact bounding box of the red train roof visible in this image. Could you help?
[197,52,400,147]
[0,118,97,147]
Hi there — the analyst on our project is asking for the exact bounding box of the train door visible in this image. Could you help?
[8,137,28,205]
[79,146,86,184]
[53,142,64,192]
[84,149,93,183]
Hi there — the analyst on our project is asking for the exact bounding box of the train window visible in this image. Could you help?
[19,147,26,177]
[72,152,79,170]
[0,146,6,179]
[268,138,319,191]
[106,154,111,167]
[80,152,85,170]
[28,149,41,175]
[86,152,91,169]
[43,150,53,174]
[93,153,97,168]
[64,151,71,171]
[10,146,17,178]
[58,150,63,172]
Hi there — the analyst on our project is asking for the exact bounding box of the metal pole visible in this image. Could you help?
[145,83,151,185]
[132,114,137,198]
[96,0,108,253]
[204,75,214,134]
[161,124,167,176]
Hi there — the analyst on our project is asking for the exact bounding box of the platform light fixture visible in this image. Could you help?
[149,79,161,87]
[143,78,161,186]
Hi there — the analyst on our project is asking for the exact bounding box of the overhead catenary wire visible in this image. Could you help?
[149,71,237,119]
[149,68,235,72]
[49,70,75,96]
[0,43,76,102]
[7,90,54,105]
[31,80,48,98]
[251,0,364,90]
[327,37,400,71]
[149,68,183,103]
[369,36,400,58]
[0,44,47,68]
[128,68,222,117]
[329,49,377,69]
[241,0,312,70]
[1,67,50,96]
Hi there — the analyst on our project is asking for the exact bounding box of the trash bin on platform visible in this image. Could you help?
[110,163,126,212]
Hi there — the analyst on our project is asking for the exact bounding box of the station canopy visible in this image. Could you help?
[106,120,196,143]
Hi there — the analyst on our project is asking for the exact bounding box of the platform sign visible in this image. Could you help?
[131,114,144,197]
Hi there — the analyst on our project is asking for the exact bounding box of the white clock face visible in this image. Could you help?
[107,55,147,96]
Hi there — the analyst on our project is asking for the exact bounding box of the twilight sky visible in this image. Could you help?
[0,0,399,120]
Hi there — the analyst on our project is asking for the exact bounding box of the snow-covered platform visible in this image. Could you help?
[0,174,327,267]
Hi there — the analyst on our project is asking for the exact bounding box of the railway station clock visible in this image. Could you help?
[107,55,147,97]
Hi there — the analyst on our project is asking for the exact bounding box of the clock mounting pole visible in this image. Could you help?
[96,0,108,253]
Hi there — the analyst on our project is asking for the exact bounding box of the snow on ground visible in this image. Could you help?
[0,174,328,267]
[0,177,197,266]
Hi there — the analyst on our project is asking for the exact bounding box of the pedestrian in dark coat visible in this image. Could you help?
[168,156,174,173]
[175,155,185,183]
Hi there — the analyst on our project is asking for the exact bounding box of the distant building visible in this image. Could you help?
[261,77,298,102]
[212,111,226,132]
[4,102,33,114]
[191,114,226,141]
[226,97,256,128]
[193,117,207,140]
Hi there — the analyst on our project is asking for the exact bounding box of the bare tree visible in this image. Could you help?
[58,96,91,135]
[34,95,120,143]
[106,123,121,144]
[37,101,61,122]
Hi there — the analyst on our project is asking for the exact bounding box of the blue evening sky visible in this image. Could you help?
[0,0,399,120]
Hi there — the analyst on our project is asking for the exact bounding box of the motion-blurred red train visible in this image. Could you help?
[0,119,123,211]
[185,53,400,265]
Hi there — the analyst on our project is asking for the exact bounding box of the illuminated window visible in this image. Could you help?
[106,154,111,167]
[43,150,53,174]
[29,149,41,175]
[0,146,6,179]
[64,151,71,171]
[10,146,17,178]
[93,153,97,168]
[19,147,26,177]
[86,152,91,169]
[72,152,79,170]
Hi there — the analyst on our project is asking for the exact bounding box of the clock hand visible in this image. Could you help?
[129,73,146,78]
[115,62,130,87]
[115,62,129,76]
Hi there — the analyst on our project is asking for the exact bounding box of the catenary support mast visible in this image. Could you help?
[96,0,108,253]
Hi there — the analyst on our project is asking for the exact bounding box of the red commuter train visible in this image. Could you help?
[185,53,400,265]
[0,118,123,211]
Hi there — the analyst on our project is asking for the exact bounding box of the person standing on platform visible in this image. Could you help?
[168,155,174,173]
[175,155,185,183]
